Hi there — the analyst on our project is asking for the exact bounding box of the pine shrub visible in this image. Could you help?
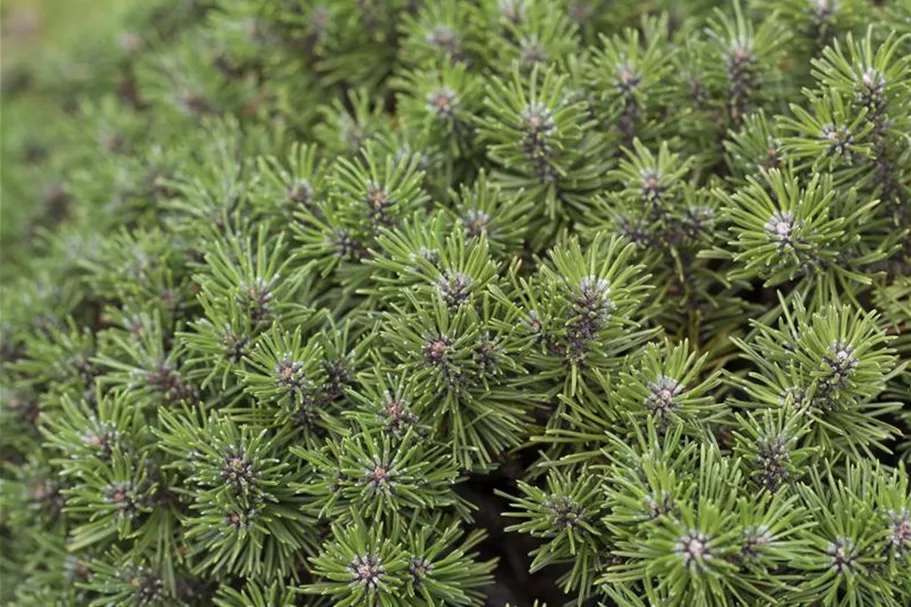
[1,1,911,605]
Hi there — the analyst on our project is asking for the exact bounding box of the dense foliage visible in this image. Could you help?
[2,1,911,605]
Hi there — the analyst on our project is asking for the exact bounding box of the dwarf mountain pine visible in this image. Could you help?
[1,0,910,606]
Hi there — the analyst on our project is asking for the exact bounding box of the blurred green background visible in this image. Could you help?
[1,0,132,68]
[2,0,139,278]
